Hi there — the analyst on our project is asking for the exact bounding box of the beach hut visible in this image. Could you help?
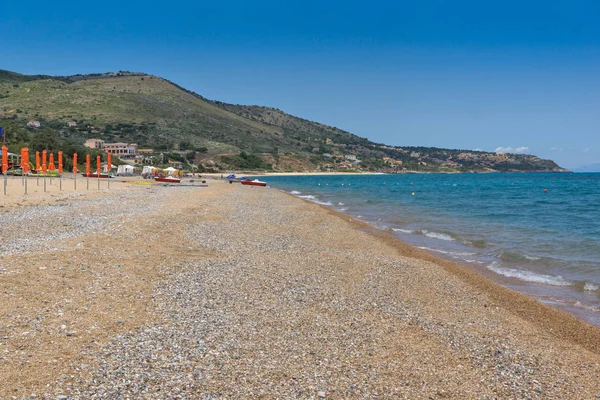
[117,165,135,176]
[163,166,178,176]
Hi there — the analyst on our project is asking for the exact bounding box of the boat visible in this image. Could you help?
[154,175,181,183]
[82,172,111,178]
[241,179,267,187]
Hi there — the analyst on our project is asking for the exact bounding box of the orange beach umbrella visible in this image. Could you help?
[42,150,47,173]
[96,156,101,174]
[72,153,78,173]
[107,152,112,172]
[1,145,8,173]
[85,154,91,175]
[35,151,40,171]
[58,151,63,174]
[23,148,30,173]
[49,153,55,171]
[20,148,25,171]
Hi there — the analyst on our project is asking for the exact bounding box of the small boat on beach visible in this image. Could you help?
[154,175,181,183]
[82,172,111,178]
[241,179,267,187]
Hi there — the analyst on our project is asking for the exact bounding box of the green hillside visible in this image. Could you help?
[0,69,568,173]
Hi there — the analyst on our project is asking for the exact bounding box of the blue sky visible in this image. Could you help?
[2,0,599,169]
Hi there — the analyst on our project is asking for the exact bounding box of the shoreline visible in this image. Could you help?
[299,196,600,353]
[1,179,600,397]
[265,174,600,329]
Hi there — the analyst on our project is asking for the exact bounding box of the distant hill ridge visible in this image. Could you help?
[0,69,568,173]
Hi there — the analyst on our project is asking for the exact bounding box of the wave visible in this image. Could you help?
[338,202,345,206]
[290,190,302,195]
[392,228,414,234]
[422,230,455,241]
[417,246,476,256]
[486,262,572,286]
[338,207,348,211]
[464,239,486,248]
[464,259,486,264]
[525,255,541,261]
[584,282,599,292]
[500,251,538,262]
[296,194,333,206]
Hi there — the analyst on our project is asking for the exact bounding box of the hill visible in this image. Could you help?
[0,69,568,173]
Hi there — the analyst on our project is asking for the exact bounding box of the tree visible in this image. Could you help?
[30,129,59,152]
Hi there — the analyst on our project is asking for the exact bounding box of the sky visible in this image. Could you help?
[2,0,600,169]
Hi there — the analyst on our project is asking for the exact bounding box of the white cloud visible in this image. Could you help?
[473,148,483,151]
[495,146,529,154]
[583,148,590,152]
[550,147,564,151]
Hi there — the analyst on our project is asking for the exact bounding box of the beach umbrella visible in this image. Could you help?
[35,151,40,171]
[58,151,63,174]
[23,148,30,173]
[96,156,101,174]
[42,150,47,173]
[85,154,91,175]
[49,153,56,171]
[1,145,7,173]
[107,152,112,172]
[20,148,25,171]
[72,153,78,173]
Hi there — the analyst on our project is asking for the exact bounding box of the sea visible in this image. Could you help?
[260,173,600,326]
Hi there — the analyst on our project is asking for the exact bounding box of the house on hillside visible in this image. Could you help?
[27,120,41,128]
[168,160,183,169]
[84,138,105,149]
[383,157,403,166]
[67,121,77,128]
[103,142,139,159]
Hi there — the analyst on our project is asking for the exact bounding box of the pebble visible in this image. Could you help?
[2,185,599,398]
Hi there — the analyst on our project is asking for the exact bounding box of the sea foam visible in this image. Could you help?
[486,262,572,286]
[422,230,455,241]
[290,190,302,195]
[417,246,476,256]
[392,228,414,234]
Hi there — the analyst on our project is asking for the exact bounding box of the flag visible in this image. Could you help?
[0,126,3,138]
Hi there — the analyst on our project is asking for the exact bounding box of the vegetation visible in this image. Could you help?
[220,151,272,170]
[0,69,568,173]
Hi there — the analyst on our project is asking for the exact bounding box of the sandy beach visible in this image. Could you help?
[1,176,600,398]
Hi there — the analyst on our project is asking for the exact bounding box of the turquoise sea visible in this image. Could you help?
[261,173,600,326]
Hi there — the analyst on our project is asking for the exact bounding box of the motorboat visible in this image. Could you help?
[241,179,267,187]
[154,175,181,183]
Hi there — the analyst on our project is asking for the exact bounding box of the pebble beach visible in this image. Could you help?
[1,175,600,399]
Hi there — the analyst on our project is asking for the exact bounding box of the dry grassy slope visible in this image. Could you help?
[213,102,373,147]
[0,73,304,154]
